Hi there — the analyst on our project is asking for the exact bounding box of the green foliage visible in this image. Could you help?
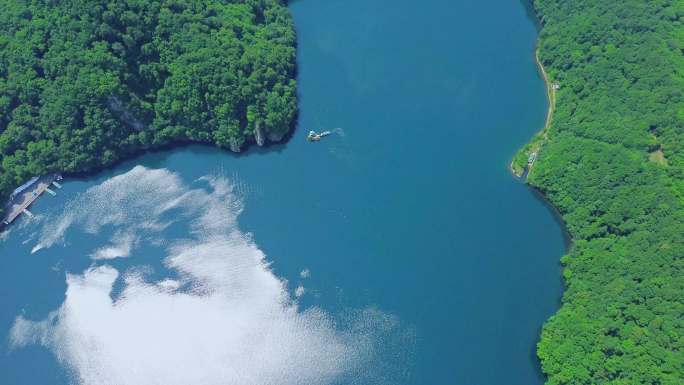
[0,0,296,217]
[512,131,544,177]
[528,1,684,383]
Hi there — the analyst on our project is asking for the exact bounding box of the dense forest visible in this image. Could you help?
[0,0,296,218]
[519,0,684,383]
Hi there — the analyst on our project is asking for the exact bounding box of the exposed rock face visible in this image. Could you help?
[106,96,145,131]
[229,137,242,153]
[254,122,266,146]
[267,128,287,142]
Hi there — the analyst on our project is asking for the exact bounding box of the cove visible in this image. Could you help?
[0,1,565,384]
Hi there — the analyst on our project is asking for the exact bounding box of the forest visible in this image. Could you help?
[2,0,682,383]
[0,0,296,218]
[525,0,684,383]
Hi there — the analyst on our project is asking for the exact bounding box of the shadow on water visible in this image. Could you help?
[530,331,547,383]
[529,187,572,252]
[61,132,296,186]
[519,0,541,30]
[526,187,569,382]
[514,3,568,381]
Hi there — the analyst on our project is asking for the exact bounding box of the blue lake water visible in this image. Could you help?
[0,1,565,384]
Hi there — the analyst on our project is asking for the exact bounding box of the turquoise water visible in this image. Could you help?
[0,1,565,384]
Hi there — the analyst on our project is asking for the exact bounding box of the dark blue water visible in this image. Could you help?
[0,1,564,384]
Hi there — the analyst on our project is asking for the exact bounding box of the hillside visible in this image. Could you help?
[0,0,296,218]
[519,1,684,383]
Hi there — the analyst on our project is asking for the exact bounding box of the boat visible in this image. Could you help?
[307,130,331,142]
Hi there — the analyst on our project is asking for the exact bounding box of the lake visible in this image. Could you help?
[0,1,565,384]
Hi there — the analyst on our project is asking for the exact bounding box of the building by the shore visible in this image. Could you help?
[2,174,61,226]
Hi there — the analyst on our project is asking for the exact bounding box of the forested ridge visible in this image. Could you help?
[521,0,684,383]
[0,0,296,219]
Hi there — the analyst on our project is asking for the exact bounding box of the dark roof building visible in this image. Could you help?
[10,177,39,200]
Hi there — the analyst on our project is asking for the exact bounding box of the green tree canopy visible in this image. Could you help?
[528,1,684,383]
[0,0,296,218]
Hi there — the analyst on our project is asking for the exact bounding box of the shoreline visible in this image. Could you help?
[509,46,557,177]
[0,128,298,233]
[536,48,556,141]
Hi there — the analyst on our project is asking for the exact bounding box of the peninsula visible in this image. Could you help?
[0,0,297,221]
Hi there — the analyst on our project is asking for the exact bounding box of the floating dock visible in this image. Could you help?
[2,174,62,226]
